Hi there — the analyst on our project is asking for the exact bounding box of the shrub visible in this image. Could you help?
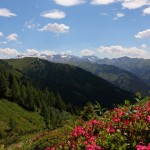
[47,100,150,150]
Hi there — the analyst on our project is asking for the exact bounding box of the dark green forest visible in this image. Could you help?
[0,59,74,131]
[6,58,135,108]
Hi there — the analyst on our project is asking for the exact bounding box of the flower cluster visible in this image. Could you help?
[46,100,150,149]
[71,126,85,138]
[136,143,150,150]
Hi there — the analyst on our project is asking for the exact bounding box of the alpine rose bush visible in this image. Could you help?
[46,100,150,150]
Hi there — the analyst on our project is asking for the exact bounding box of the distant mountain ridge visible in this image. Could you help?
[16,54,150,95]
[94,56,150,86]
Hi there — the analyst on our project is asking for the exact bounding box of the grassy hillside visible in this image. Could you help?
[6,57,135,108]
[0,99,45,132]
[4,58,38,71]
[0,99,45,147]
[0,59,22,77]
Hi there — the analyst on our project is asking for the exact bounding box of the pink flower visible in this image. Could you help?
[107,127,115,133]
[114,108,119,111]
[136,143,150,150]
[134,114,140,119]
[147,116,150,123]
[71,126,85,138]
[92,120,100,125]
[86,145,102,150]
[123,120,131,126]
[86,145,95,150]
[107,124,116,133]
[112,117,121,122]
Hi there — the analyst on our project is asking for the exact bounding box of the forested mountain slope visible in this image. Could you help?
[6,57,134,108]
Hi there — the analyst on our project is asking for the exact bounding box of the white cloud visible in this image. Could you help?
[90,0,150,11]
[81,49,95,56]
[0,48,19,58]
[6,33,18,41]
[40,9,66,19]
[135,29,150,39]
[26,49,56,57]
[97,45,149,58]
[0,8,16,17]
[0,32,3,37]
[26,49,39,56]
[143,7,150,15]
[122,0,149,9]
[38,23,69,33]
[91,0,116,5]
[40,50,56,56]
[141,44,147,49]
[54,0,85,6]
[113,12,125,20]
[25,20,40,29]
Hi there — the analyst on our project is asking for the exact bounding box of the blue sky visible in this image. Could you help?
[0,0,150,58]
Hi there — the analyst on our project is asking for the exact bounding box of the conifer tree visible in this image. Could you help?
[56,93,66,111]
[67,104,74,114]
[20,84,27,105]
[0,72,9,98]
[8,73,14,88]
[25,85,35,111]
[41,101,50,128]
[49,92,56,107]
[11,77,20,103]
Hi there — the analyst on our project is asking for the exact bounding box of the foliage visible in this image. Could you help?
[25,127,70,150]
[81,101,106,120]
[45,99,150,150]
[135,92,142,102]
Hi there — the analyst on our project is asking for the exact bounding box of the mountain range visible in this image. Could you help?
[5,57,134,108]
[16,54,150,95]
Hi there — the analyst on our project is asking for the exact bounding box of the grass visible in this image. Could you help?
[5,57,39,71]
[0,99,46,148]
[0,99,45,136]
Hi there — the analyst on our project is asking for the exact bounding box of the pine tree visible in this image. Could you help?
[55,93,66,111]
[11,77,20,103]
[20,84,27,105]
[0,72,9,98]
[40,101,50,128]
[49,92,56,107]
[8,73,14,88]
[43,88,50,104]
[67,104,74,114]
[25,85,35,111]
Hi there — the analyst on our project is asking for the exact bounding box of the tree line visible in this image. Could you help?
[0,70,74,129]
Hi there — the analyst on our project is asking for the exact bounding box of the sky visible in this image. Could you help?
[0,0,150,59]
